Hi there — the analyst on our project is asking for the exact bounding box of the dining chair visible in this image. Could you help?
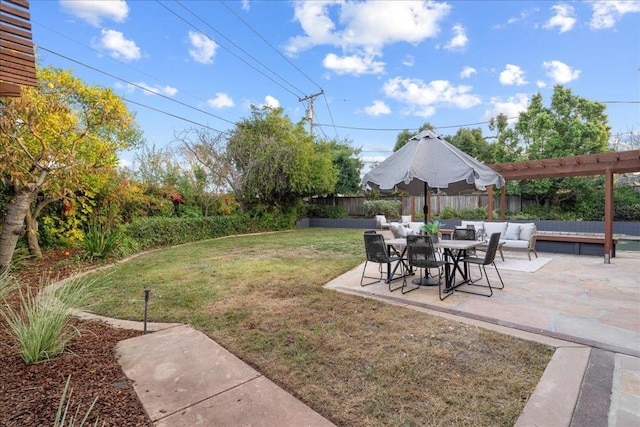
[361,233,405,291]
[402,234,445,294]
[452,227,481,280]
[460,232,505,297]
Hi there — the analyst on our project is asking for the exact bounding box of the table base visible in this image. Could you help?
[412,277,440,286]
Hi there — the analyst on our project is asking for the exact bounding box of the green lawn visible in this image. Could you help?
[87,228,553,426]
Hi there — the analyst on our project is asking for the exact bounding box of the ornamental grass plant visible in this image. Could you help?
[54,375,103,427]
[1,274,102,364]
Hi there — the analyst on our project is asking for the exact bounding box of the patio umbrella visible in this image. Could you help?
[362,130,505,217]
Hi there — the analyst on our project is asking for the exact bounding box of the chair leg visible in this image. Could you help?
[491,262,505,289]
[361,261,387,287]
[401,268,420,294]
[389,262,405,292]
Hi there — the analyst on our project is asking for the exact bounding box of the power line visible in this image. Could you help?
[218,0,323,92]
[123,98,225,133]
[32,20,218,106]
[156,0,303,99]
[313,117,517,133]
[37,46,237,126]
[216,0,340,139]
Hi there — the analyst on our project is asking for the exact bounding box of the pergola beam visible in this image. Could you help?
[490,150,640,180]
[489,149,640,262]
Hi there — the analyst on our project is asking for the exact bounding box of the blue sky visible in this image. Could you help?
[30,0,640,170]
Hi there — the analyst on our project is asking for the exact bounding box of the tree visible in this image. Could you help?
[393,122,434,151]
[175,127,236,216]
[326,139,362,195]
[442,127,494,164]
[0,66,142,270]
[226,106,337,212]
[493,85,610,207]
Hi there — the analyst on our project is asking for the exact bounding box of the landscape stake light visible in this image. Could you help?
[143,289,150,334]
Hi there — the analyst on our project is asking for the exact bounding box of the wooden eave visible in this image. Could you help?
[489,150,640,180]
[0,0,37,96]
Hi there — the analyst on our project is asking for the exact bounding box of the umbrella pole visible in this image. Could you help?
[423,182,429,223]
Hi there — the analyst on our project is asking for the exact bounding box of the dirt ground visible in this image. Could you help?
[0,250,152,427]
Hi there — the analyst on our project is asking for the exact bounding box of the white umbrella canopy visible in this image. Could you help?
[362,130,505,195]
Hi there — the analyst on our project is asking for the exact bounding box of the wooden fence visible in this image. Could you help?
[311,195,536,217]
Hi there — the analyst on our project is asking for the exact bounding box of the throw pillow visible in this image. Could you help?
[504,223,521,240]
[393,222,407,237]
[519,224,536,242]
[484,222,508,239]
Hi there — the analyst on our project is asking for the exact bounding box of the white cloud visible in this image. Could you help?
[382,77,481,118]
[118,157,133,169]
[207,93,234,108]
[188,31,217,64]
[460,66,477,79]
[364,100,391,116]
[134,82,178,96]
[264,95,280,108]
[115,81,177,96]
[286,1,451,74]
[402,55,415,67]
[544,4,576,33]
[494,8,537,29]
[485,93,530,122]
[60,0,128,26]
[590,0,640,29]
[444,24,468,51]
[499,64,528,86]
[542,60,581,84]
[536,80,547,88]
[97,29,141,61]
[322,53,385,75]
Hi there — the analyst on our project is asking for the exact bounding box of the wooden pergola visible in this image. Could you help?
[0,0,37,97]
[486,149,640,259]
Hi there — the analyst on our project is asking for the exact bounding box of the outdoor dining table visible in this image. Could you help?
[433,239,484,293]
[385,237,482,291]
[384,238,412,283]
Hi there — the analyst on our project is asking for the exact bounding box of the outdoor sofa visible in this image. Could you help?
[459,221,538,260]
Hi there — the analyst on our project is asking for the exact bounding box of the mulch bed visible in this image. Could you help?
[0,250,153,427]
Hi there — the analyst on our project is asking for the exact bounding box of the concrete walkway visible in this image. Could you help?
[85,247,639,426]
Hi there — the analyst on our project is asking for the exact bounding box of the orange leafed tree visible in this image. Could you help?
[0,66,143,270]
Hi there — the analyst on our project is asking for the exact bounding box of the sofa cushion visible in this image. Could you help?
[519,223,536,242]
[390,222,407,238]
[484,222,508,239]
[408,222,423,235]
[501,240,529,249]
[504,223,521,240]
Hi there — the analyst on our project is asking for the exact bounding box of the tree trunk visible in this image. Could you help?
[0,184,37,271]
[25,209,42,259]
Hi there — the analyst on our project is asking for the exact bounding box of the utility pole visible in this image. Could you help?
[298,90,323,136]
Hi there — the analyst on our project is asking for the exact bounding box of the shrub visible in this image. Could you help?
[121,212,288,252]
[438,207,459,219]
[458,207,488,220]
[303,204,347,218]
[81,224,122,261]
[362,199,401,218]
